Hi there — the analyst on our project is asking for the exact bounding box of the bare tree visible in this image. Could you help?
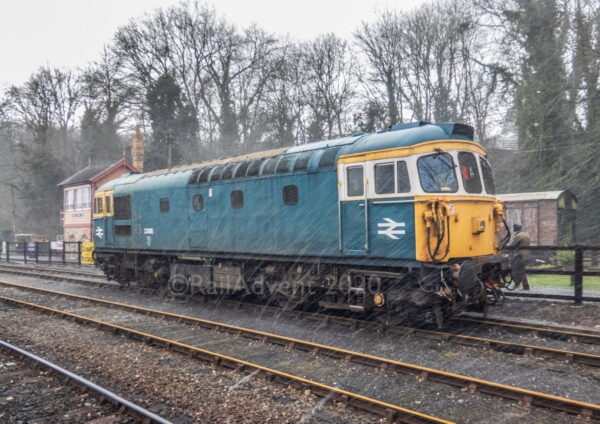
[301,34,356,140]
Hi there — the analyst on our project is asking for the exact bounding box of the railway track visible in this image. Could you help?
[0,339,171,424]
[0,280,598,422]
[0,263,599,363]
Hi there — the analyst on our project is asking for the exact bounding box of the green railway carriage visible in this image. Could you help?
[93,122,509,326]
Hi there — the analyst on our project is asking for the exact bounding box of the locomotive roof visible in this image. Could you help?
[98,121,476,192]
[144,121,474,176]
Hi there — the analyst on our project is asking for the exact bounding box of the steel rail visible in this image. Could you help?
[2,264,599,341]
[0,295,452,424]
[0,281,599,420]
[454,316,600,345]
[1,278,599,367]
[0,263,104,279]
[0,339,172,424]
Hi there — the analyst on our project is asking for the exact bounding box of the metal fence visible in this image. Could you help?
[502,245,600,304]
[0,241,597,304]
[0,241,85,266]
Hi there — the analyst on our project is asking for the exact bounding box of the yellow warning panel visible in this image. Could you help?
[81,242,95,265]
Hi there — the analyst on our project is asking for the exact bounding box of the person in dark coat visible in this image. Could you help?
[507,224,531,290]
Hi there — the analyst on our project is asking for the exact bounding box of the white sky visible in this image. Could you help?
[0,0,425,90]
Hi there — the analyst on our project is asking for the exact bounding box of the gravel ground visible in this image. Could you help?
[467,297,600,330]
[2,276,598,402]
[0,287,588,423]
[0,307,379,424]
[0,348,134,423]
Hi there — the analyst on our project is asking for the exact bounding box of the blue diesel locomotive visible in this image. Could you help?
[93,122,509,326]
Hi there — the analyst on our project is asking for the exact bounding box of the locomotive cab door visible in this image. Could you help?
[188,189,207,249]
[340,163,368,255]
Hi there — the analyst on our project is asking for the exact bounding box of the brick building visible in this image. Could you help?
[58,158,138,242]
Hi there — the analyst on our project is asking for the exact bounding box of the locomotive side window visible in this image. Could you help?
[417,154,458,193]
[160,198,170,213]
[397,161,411,193]
[221,164,234,180]
[246,160,262,177]
[374,163,394,194]
[231,190,244,208]
[114,196,131,220]
[319,147,342,168]
[275,157,290,174]
[282,185,298,205]
[347,166,364,197]
[115,225,132,236]
[234,161,250,178]
[197,167,211,183]
[480,157,496,194]
[261,158,277,175]
[458,152,482,193]
[209,165,225,181]
[293,151,313,171]
[192,194,204,211]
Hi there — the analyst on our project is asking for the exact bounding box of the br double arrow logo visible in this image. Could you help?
[377,218,405,240]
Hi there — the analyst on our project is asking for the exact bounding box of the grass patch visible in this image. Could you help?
[526,274,600,291]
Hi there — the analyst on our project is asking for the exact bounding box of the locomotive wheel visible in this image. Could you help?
[373,303,408,327]
[167,274,189,297]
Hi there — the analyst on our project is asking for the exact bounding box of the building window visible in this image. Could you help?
[82,187,91,209]
[283,185,298,205]
[231,190,244,209]
[66,189,75,211]
[192,194,204,211]
[160,198,170,213]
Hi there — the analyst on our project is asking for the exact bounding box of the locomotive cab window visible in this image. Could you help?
[346,166,364,197]
[231,190,244,209]
[418,153,458,193]
[95,197,104,214]
[160,198,169,213]
[374,163,394,194]
[397,161,411,193]
[105,196,112,214]
[480,157,496,194]
[192,194,204,211]
[458,152,482,193]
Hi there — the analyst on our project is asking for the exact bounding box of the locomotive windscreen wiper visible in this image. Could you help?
[433,148,456,170]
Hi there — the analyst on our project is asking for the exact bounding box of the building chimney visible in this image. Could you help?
[132,125,144,172]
